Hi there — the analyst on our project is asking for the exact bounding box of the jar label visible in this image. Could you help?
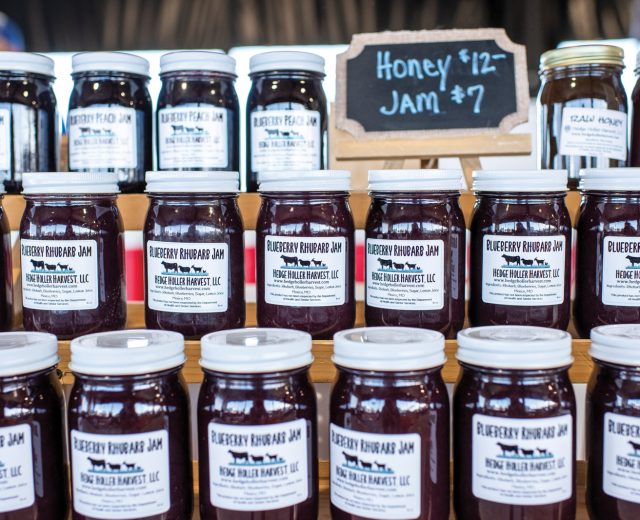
[601,237,640,306]
[0,424,35,513]
[264,235,346,307]
[250,109,321,171]
[472,414,573,505]
[603,412,640,503]
[481,235,566,306]
[68,106,137,169]
[70,429,170,518]
[157,106,228,169]
[330,424,421,519]
[559,107,627,161]
[365,238,444,310]
[0,107,10,173]
[207,419,310,511]
[146,240,229,313]
[21,239,99,310]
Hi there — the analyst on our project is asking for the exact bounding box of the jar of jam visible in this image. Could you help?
[454,325,576,519]
[256,170,355,339]
[0,52,57,193]
[68,51,152,193]
[575,168,640,337]
[246,51,328,192]
[631,53,640,166]
[20,172,126,339]
[0,185,12,332]
[469,170,571,329]
[538,44,627,188]
[157,50,239,172]
[330,326,449,520]
[144,170,245,338]
[0,332,67,519]
[68,329,192,520]
[365,169,465,337]
[587,324,640,519]
[198,328,317,519]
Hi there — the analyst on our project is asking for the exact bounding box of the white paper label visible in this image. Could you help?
[68,106,137,169]
[559,107,627,161]
[71,430,170,519]
[330,424,421,519]
[264,235,346,307]
[146,240,228,313]
[208,420,309,511]
[603,412,640,503]
[366,238,444,310]
[0,424,34,512]
[482,235,566,306]
[21,239,99,310]
[251,109,320,171]
[601,237,640,306]
[158,106,228,169]
[0,108,10,172]
[472,414,573,505]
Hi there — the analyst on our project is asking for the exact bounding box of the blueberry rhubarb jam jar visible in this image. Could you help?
[198,328,317,519]
[68,329,192,520]
[20,172,126,339]
[0,332,67,519]
[469,170,571,329]
[575,168,640,336]
[144,171,245,338]
[330,327,449,520]
[454,326,576,520]
[586,325,640,519]
[365,169,465,337]
[256,170,355,339]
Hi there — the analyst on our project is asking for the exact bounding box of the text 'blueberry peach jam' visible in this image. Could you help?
[256,170,355,339]
[144,170,245,338]
[20,172,126,339]
[330,327,449,520]
[586,324,640,519]
[454,325,576,520]
[68,329,192,520]
[575,168,640,337]
[365,169,465,337]
[0,332,67,519]
[198,328,317,519]
[469,170,571,329]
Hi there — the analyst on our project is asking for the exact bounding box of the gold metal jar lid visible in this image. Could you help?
[539,44,624,71]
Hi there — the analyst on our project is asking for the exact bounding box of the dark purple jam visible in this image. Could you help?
[0,195,12,332]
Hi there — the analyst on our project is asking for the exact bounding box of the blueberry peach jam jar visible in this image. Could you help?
[365,169,465,337]
[157,50,239,172]
[454,325,576,520]
[575,168,640,337]
[586,324,640,519]
[0,332,67,519]
[68,329,192,520]
[330,327,449,520]
[469,170,571,329]
[144,170,245,338]
[198,328,317,519]
[20,172,126,339]
[68,52,152,193]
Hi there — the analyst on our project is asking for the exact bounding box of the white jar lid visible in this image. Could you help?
[258,170,350,192]
[591,324,640,367]
[0,51,55,78]
[160,50,236,76]
[200,328,313,374]
[579,168,640,191]
[333,327,446,371]
[473,170,568,193]
[23,172,120,194]
[146,171,239,193]
[70,329,185,376]
[0,332,58,377]
[72,51,150,78]
[250,51,325,75]
[457,326,573,370]
[369,169,463,192]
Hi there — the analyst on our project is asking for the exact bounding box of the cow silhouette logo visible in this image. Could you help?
[79,127,114,137]
[160,262,208,276]
[626,255,640,269]
[170,124,208,136]
[628,440,640,457]
[340,451,394,474]
[87,457,143,474]
[228,450,285,465]
[29,259,76,274]
[264,128,302,140]
[495,442,553,460]
[500,255,549,269]
[279,255,327,270]
[376,257,422,273]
